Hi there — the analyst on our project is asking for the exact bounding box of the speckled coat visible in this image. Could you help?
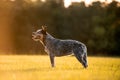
[32,27,88,68]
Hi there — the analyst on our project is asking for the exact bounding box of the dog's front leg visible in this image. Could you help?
[49,54,55,67]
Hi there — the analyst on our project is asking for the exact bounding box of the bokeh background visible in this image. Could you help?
[0,0,120,56]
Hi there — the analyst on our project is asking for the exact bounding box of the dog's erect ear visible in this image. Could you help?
[41,26,47,35]
[42,26,47,31]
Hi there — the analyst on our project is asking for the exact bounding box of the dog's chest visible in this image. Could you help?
[44,46,50,54]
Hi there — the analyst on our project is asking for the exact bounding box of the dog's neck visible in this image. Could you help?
[40,34,47,46]
[40,33,55,46]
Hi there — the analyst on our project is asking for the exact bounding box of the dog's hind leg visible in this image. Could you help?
[73,47,88,68]
[49,54,55,67]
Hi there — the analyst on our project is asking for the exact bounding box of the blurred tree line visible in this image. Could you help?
[0,0,120,56]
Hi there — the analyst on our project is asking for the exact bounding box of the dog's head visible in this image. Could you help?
[32,26,47,42]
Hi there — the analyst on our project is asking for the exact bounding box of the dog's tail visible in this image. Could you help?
[73,44,88,68]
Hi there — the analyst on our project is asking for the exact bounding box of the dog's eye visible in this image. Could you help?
[37,31,41,34]
[36,29,42,34]
[36,30,42,34]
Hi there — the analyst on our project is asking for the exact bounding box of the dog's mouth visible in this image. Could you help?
[32,32,37,39]
[32,34,35,38]
[32,35,37,39]
[32,33,35,38]
[32,34,41,41]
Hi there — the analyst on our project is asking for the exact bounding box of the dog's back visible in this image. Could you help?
[45,38,86,56]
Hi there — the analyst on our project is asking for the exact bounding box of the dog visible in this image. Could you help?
[32,26,88,68]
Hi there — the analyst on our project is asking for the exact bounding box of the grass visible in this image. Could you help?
[0,55,120,80]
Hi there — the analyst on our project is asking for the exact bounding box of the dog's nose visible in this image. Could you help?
[32,32,35,35]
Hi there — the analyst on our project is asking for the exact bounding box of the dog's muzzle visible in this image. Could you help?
[32,32,35,36]
[32,32,41,41]
[32,32,36,39]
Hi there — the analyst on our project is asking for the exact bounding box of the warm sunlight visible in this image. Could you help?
[64,0,71,8]
[41,0,46,2]
[31,0,37,2]
[85,0,91,6]
[10,0,15,1]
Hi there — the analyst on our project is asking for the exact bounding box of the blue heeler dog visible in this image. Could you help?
[32,26,88,68]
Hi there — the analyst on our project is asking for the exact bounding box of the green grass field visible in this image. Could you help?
[0,55,120,80]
